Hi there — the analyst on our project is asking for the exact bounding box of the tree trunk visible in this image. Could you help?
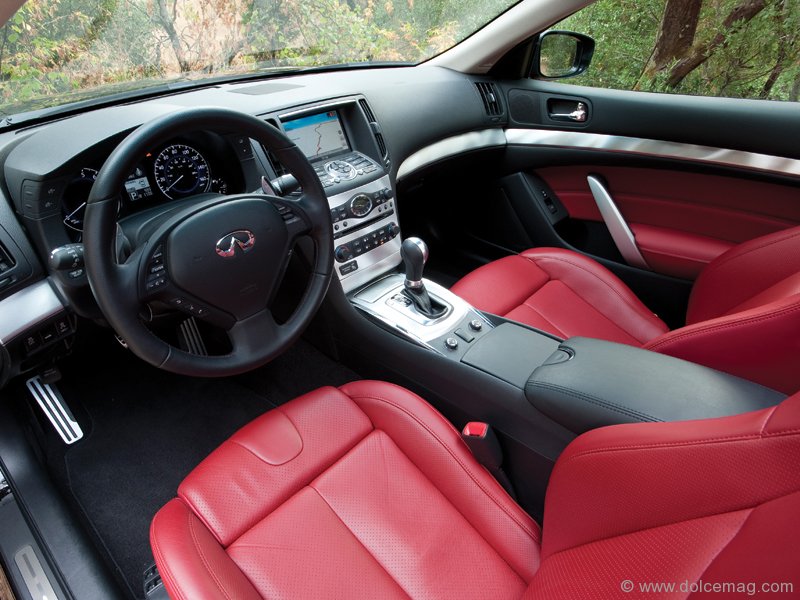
[642,0,702,79]
[155,0,190,72]
[790,72,800,102]
[759,0,787,99]
[667,0,767,89]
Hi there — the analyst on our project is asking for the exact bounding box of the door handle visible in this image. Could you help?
[549,102,587,122]
[587,175,649,270]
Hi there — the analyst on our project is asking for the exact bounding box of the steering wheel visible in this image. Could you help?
[83,107,333,376]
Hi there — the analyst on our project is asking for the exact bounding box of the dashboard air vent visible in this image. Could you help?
[0,241,14,275]
[359,99,390,169]
[475,82,502,116]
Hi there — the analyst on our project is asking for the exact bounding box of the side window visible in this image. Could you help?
[547,0,800,101]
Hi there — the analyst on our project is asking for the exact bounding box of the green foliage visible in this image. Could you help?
[556,0,800,101]
[0,0,516,114]
[1,0,797,117]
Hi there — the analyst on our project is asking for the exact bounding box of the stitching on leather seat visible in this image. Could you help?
[307,485,416,599]
[700,228,800,277]
[544,504,755,563]
[522,253,664,341]
[558,410,785,467]
[151,510,190,600]
[646,301,800,351]
[189,510,236,600]
[526,381,662,423]
[347,391,541,544]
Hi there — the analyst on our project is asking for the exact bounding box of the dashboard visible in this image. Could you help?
[60,132,243,238]
[0,65,501,387]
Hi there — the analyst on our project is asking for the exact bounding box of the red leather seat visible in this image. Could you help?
[151,380,800,599]
[451,227,800,393]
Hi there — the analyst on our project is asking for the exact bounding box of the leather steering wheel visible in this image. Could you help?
[84,107,333,376]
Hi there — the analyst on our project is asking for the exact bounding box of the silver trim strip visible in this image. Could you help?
[26,376,84,445]
[0,280,65,344]
[351,274,493,351]
[15,545,61,600]
[587,175,649,270]
[397,129,506,180]
[505,128,800,178]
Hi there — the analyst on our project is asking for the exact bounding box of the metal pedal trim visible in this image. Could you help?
[25,376,83,445]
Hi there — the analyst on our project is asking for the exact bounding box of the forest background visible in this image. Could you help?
[1,0,798,114]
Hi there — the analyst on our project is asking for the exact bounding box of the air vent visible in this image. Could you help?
[359,98,390,169]
[475,82,502,116]
[0,241,14,275]
[359,98,376,123]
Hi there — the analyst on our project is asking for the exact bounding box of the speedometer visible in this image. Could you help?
[153,144,211,199]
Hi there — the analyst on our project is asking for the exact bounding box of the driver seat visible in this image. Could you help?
[151,380,800,599]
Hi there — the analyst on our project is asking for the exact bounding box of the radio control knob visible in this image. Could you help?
[334,245,353,263]
[381,187,394,200]
[387,222,400,238]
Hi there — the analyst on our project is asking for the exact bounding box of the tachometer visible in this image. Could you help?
[62,167,98,231]
[153,144,211,199]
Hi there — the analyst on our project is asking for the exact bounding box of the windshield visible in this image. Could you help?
[0,0,519,121]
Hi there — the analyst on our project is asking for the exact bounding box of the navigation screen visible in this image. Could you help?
[283,111,349,159]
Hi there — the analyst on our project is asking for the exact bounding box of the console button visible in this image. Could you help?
[445,337,459,351]
[454,329,475,343]
[469,319,484,332]
[23,333,41,354]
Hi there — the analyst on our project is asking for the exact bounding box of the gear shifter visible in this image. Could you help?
[401,237,446,318]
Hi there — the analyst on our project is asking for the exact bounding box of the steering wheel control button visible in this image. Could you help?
[445,337,459,351]
[469,319,484,332]
[454,328,475,343]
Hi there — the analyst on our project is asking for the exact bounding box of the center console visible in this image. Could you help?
[262,98,402,293]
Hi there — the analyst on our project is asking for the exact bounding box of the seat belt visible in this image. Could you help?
[461,422,517,501]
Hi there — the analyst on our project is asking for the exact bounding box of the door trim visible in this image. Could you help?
[506,128,800,178]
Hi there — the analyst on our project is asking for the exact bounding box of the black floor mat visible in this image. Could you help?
[52,336,358,599]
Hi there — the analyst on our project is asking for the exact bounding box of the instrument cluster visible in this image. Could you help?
[61,140,233,236]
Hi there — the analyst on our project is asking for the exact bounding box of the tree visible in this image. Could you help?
[641,0,702,80]
[666,0,768,88]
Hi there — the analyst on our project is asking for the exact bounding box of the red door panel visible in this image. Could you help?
[537,165,800,279]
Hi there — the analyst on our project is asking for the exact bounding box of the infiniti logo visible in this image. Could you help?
[215,230,256,258]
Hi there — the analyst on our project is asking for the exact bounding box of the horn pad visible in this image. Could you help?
[166,198,289,319]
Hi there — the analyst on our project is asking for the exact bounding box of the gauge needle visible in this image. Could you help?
[65,201,87,221]
[165,175,184,192]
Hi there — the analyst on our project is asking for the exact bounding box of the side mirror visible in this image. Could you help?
[534,30,595,79]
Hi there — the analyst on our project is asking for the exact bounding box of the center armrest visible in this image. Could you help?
[525,337,785,434]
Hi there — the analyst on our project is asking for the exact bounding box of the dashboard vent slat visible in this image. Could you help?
[475,82,502,116]
[360,99,390,169]
[0,241,14,275]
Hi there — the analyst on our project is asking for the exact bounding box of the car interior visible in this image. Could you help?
[0,0,799,598]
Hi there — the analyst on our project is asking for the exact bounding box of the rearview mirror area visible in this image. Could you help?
[534,30,595,79]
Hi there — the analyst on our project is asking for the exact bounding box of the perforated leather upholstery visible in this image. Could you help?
[152,381,800,599]
[451,228,800,393]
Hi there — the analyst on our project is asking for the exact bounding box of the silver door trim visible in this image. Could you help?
[505,128,800,178]
[587,175,649,270]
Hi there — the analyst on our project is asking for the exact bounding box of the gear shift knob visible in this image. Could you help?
[401,237,428,288]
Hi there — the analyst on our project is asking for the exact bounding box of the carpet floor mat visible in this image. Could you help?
[52,336,358,599]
